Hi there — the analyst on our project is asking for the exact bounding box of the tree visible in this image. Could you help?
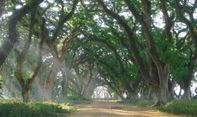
[1,0,196,105]
[0,0,43,66]
[0,0,5,17]
[13,9,43,102]
[37,0,79,100]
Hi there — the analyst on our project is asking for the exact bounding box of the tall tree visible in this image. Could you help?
[0,0,43,66]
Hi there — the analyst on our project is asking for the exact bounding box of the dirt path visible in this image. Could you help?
[68,101,185,117]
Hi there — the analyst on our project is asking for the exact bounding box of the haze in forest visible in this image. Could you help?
[0,0,197,116]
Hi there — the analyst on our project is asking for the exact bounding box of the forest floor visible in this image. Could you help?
[67,100,185,117]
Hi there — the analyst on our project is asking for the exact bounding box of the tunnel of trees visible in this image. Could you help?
[0,0,197,107]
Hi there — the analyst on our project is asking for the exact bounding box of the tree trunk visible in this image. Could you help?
[22,87,29,102]
[142,87,153,100]
[0,1,5,17]
[61,77,68,97]
[127,91,138,101]
[168,79,175,100]
[153,65,169,106]
[44,56,61,100]
[83,78,97,98]
[153,86,168,106]
[181,61,194,100]
[182,85,191,100]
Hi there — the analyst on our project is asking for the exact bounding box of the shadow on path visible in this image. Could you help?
[68,100,185,117]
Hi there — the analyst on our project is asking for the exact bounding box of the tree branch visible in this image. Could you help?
[51,0,79,42]
[0,0,43,66]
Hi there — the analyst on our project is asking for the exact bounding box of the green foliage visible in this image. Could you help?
[67,96,92,104]
[153,28,190,82]
[0,101,74,117]
[1,0,197,109]
[168,51,189,82]
[158,100,197,116]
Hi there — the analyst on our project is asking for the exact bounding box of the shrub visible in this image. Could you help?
[158,100,197,116]
[119,99,154,107]
[0,101,74,117]
[67,96,92,104]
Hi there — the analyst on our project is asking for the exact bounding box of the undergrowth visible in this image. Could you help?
[158,100,197,116]
[119,99,154,107]
[0,100,74,117]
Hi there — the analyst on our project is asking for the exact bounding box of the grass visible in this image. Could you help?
[67,96,92,104]
[158,99,197,116]
[119,99,154,107]
[0,99,75,117]
[118,99,197,116]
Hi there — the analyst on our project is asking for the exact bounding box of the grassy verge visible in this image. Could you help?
[158,100,197,116]
[0,100,74,117]
[67,96,92,104]
[119,99,154,107]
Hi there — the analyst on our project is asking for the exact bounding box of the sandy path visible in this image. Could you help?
[68,101,186,117]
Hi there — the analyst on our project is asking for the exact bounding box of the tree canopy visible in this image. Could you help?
[0,0,197,106]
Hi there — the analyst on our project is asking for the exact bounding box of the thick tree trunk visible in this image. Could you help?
[156,89,168,106]
[44,56,61,100]
[141,87,153,100]
[180,66,193,100]
[22,87,29,102]
[182,85,191,100]
[83,78,97,98]
[106,82,125,100]
[147,88,154,100]
[153,85,168,106]
[81,75,93,97]
[181,61,194,100]
[126,91,138,101]
[153,65,169,106]
[168,79,175,100]
[61,77,68,97]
